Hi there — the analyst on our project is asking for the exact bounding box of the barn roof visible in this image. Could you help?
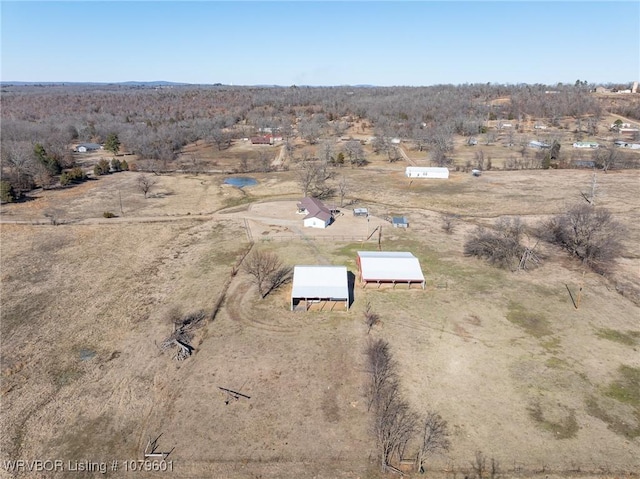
[291,266,349,300]
[357,251,425,283]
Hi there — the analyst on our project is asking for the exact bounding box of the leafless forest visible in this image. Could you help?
[3,82,639,199]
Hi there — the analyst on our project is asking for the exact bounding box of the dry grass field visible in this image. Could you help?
[1,133,640,479]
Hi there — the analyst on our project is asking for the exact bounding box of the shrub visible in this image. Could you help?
[103,211,116,218]
[93,158,111,176]
[111,158,122,172]
[60,167,87,186]
[464,217,526,270]
[1,180,16,203]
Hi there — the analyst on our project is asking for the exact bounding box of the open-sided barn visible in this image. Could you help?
[356,251,425,289]
[290,266,350,311]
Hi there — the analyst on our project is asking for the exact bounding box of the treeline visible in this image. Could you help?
[365,335,451,474]
[0,83,607,200]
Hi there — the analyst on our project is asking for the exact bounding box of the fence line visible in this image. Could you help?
[257,234,374,243]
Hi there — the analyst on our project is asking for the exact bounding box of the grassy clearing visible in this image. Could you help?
[596,328,640,346]
[506,301,552,338]
[528,401,579,439]
[586,396,640,439]
[606,365,640,407]
[586,365,640,439]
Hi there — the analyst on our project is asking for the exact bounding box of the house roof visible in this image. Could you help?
[77,143,101,150]
[298,197,332,222]
[357,251,425,283]
[291,266,349,300]
[392,216,408,225]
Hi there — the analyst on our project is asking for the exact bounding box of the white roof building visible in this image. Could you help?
[405,167,450,179]
[290,265,350,311]
[356,251,425,289]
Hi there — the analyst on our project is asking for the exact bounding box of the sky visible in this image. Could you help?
[1,1,638,86]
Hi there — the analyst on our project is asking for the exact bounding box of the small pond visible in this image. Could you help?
[224,177,258,188]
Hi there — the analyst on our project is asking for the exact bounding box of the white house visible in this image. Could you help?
[297,197,333,229]
[291,265,349,311]
[573,142,599,149]
[529,140,550,149]
[356,251,425,289]
[76,143,102,153]
[405,167,449,179]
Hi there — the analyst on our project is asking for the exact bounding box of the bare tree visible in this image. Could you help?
[374,384,418,471]
[137,174,157,198]
[343,140,366,166]
[594,147,619,173]
[538,204,623,275]
[242,249,291,299]
[337,175,350,207]
[416,412,451,473]
[365,339,396,411]
[472,451,487,479]
[296,157,334,198]
[441,214,458,234]
[464,217,527,271]
[363,302,380,334]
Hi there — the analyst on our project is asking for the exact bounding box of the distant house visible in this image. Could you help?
[529,140,550,149]
[405,167,449,179]
[250,135,273,145]
[297,197,333,229]
[353,208,369,217]
[392,216,408,228]
[76,143,102,153]
[573,141,599,149]
[614,140,640,149]
[573,160,596,168]
[467,138,478,146]
[534,123,548,130]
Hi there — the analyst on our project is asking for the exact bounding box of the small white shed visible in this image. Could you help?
[405,167,450,179]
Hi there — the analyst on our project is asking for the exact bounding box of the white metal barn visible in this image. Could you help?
[405,167,450,179]
[356,251,425,289]
[290,266,350,311]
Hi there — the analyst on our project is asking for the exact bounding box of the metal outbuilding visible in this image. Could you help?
[405,167,450,179]
[290,266,350,311]
[356,251,425,289]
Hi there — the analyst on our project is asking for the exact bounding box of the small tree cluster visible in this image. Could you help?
[60,167,87,186]
[538,204,623,275]
[464,217,526,271]
[93,158,111,176]
[110,157,129,172]
[242,249,291,299]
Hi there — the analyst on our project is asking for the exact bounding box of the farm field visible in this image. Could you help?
[1,160,639,478]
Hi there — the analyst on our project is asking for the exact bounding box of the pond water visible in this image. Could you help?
[224,177,258,188]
